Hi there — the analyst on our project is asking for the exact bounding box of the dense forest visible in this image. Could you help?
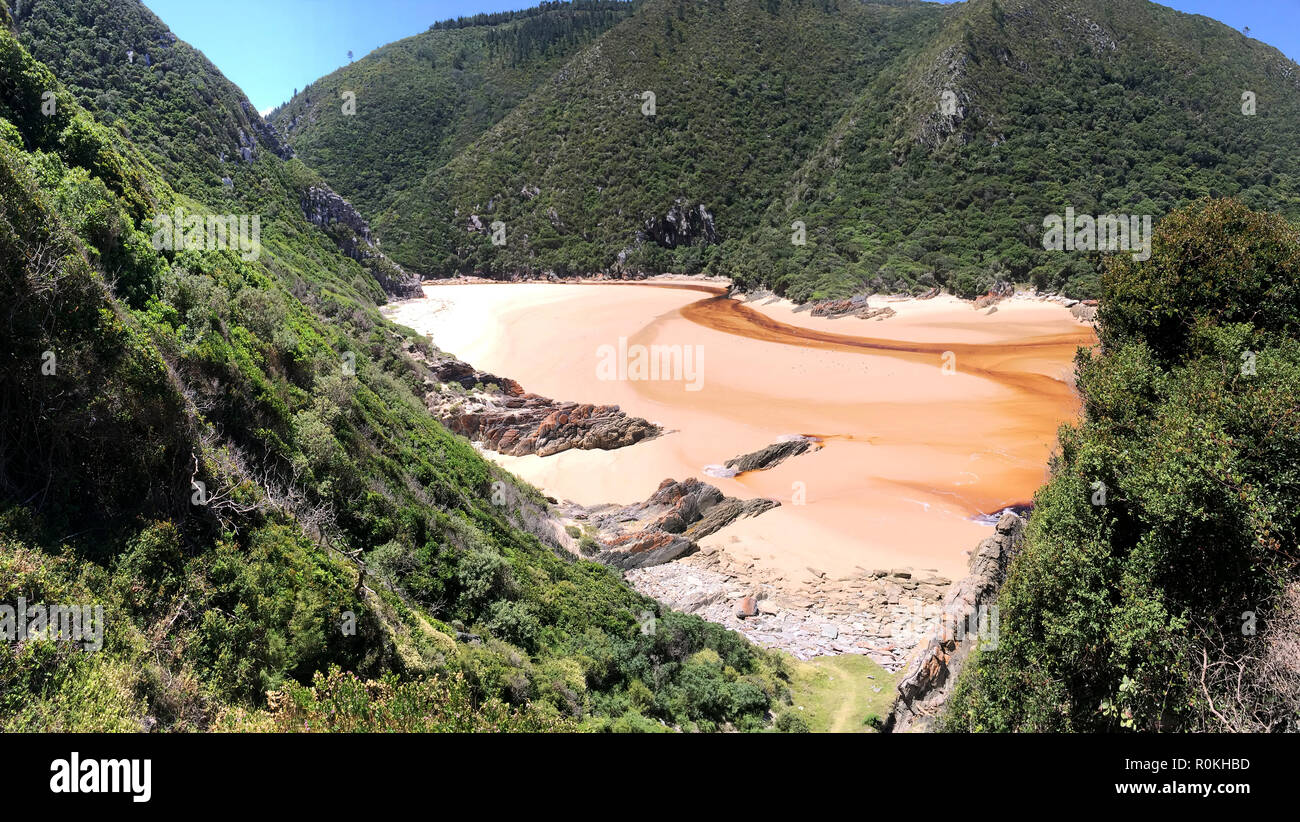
[275,0,1300,301]
[0,0,789,732]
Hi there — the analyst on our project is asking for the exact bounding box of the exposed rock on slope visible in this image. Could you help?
[404,342,661,457]
[565,478,779,570]
[887,511,1026,732]
[300,184,423,299]
[244,101,295,161]
[638,200,719,248]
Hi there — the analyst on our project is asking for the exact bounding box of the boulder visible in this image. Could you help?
[579,478,781,570]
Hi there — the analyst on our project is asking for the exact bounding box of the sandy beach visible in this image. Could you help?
[385,282,1095,581]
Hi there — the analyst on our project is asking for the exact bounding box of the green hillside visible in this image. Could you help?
[372,0,950,280]
[276,0,1300,301]
[0,0,788,732]
[743,0,1300,300]
[269,1,637,227]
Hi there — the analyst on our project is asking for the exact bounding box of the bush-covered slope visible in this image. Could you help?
[739,0,1300,300]
[276,0,1300,301]
[0,0,788,732]
[269,0,637,226]
[13,0,423,303]
[944,199,1300,732]
[372,0,949,278]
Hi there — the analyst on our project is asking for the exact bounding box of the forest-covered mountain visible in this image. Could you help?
[273,0,1300,300]
[269,0,637,233]
[0,0,787,731]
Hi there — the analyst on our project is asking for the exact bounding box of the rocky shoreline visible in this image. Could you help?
[401,340,662,458]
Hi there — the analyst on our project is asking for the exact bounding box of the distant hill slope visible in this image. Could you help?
[269,1,638,229]
[745,0,1300,299]
[1,0,787,732]
[369,0,950,280]
[277,0,1300,300]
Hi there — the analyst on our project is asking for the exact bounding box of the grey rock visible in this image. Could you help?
[724,438,814,473]
[888,512,1026,733]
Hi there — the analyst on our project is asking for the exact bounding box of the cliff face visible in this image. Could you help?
[300,185,424,299]
[638,200,719,249]
[888,511,1026,732]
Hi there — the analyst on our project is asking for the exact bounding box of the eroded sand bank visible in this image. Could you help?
[385,283,1095,581]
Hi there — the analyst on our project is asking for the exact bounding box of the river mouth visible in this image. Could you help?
[386,281,1095,582]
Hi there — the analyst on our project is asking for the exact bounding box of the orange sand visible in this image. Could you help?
[385,284,1095,580]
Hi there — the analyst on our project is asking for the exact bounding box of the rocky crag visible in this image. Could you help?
[724,438,816,474]
[300,184,424,299]
[638,199,719,249]
[402,341,662,458]
[562,478,779,570]
[887,512,1027,732]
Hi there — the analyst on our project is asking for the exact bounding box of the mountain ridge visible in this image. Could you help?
[275,0,1300,301]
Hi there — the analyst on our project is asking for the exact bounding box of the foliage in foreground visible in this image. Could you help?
[945,199,1300,732]
[217,666,573,733]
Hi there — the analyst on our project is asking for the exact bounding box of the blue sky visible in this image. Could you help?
[140,0,1300,114]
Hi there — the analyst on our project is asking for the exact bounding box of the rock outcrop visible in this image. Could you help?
[809,295,897,321]
[300,185,423,299]
[638,199,719,248]
[242,100,294,161]
[448,398,661,458]
[722,437,816,474]
[972,281,1015,310]
[887,511,1026,732]
[404,343,662,458]
[564,478,779,570]
[1070,300,1099,323]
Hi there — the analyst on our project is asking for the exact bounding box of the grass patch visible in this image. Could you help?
[783,654,899,733]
